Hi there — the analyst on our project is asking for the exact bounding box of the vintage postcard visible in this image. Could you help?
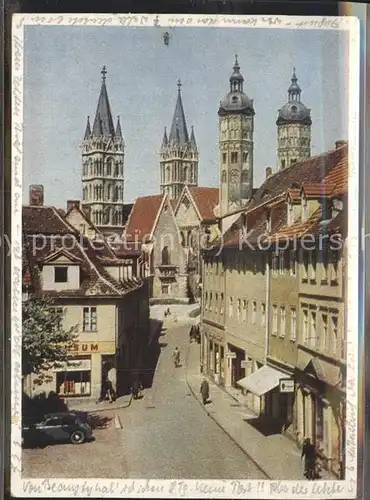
[11,13,359,498]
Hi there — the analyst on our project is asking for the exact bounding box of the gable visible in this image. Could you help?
[152,200,181,247]
[66,206,97,239]
[41,248,83,266]
[176,197,200,227]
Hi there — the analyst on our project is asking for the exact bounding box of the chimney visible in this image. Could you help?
[66,200,81,212]
[29,185,44,206]
[266,167,272,179]
[335,140,347,150]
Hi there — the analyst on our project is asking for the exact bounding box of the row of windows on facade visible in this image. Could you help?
[220,130,252,140]
[279,137,310,147]
[84,139,123,151]
[162,165,197,184]
[203,295,341,357]
[91,209,123,226]
[205,248,340,282]
[161,149,197,159]
[82,184,123,202]
[221,169,249,184]
[222,151,249,164]
[83,159,123,178]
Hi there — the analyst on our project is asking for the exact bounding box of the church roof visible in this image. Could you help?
[188,187,219,222]
[168,80,190,146]
[124,195,164,242]
[92,66,116,137]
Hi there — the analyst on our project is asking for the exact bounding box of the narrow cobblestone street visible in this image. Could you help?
[22,321,267,479]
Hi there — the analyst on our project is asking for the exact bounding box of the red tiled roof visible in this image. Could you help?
[124,195,163,242]
[188,187,219,222]
[248,144,348,211]
[267,208,322,243]
[301,182,336,198]
[286,189,301,202]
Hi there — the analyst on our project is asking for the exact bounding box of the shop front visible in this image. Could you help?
[55,341,117,400]
[236,364,291,421]
[202,322,225,386]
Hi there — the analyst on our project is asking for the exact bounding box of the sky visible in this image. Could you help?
[23,25,349,207]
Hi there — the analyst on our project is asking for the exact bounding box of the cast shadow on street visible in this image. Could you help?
[243,416,285,436]
[141,318,165,390]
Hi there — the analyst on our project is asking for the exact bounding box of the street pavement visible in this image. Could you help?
[22,321,266,479]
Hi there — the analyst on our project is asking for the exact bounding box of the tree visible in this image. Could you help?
[22,296,78,384]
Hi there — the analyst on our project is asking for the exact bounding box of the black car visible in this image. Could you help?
[22,412,93,447]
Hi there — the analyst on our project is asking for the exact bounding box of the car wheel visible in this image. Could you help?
[70,430,85,444]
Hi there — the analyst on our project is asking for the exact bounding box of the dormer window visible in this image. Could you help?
[301,196,308,222]
[287,203,294,226]
[54,266,68,283]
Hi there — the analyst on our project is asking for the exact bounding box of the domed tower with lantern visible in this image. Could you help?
[276,68,312,171]
[218,56,255,217]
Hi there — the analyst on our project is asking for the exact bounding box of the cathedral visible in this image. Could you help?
[78,60,312,303]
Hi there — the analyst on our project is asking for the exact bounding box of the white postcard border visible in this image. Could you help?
[11,13,360,499]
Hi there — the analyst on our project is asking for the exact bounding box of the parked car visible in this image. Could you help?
[22,412,93,447]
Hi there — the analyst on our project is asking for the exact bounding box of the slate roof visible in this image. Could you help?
[124,194,164,243]
[210,143,348,251]
[168,83,190,146]
[92,75,116,137]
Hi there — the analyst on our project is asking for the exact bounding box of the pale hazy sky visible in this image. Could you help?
[23,25,349,207]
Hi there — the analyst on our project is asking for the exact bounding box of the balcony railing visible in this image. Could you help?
[158,264,178,279]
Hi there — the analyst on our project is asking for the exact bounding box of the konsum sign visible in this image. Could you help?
[68,342,116,354]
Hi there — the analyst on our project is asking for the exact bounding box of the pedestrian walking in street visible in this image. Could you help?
[200,377,209,405]
[172,347,180,367]
[301,437,317,479]
[189,324,195,343]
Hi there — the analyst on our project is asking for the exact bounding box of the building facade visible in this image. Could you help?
[81,66,125,237]
[201,142,348,477]
[160,80,198,200]
[23,185,149,401]
[276,68,312,171]
[219,56,255,217]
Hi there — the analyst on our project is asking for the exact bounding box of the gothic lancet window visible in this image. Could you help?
[106,158,113,176]
[221,170,227,183]
[161,246,170,265]
[113,186,119,202]
[228,169,240,202]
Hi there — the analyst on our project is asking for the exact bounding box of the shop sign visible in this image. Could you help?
[225,351,237,359]
[69,341,116,354]
[240,360,252,368]
[279,379,295,393]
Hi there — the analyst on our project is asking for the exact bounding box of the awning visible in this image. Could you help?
[236,365,288,397]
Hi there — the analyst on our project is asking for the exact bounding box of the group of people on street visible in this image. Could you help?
[189,323,201,343]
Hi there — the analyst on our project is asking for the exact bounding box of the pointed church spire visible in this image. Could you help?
[92,66,116,137]
[190,126,197,150]
[115,116,123,138]
[84,116,91,140]
[161,127,168,148]
[168,79,189,145]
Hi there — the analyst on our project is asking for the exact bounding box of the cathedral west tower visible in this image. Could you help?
[81,66,124,236]
[219,56,255,217]
[160,80,198,200]
[276,68,312,170]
